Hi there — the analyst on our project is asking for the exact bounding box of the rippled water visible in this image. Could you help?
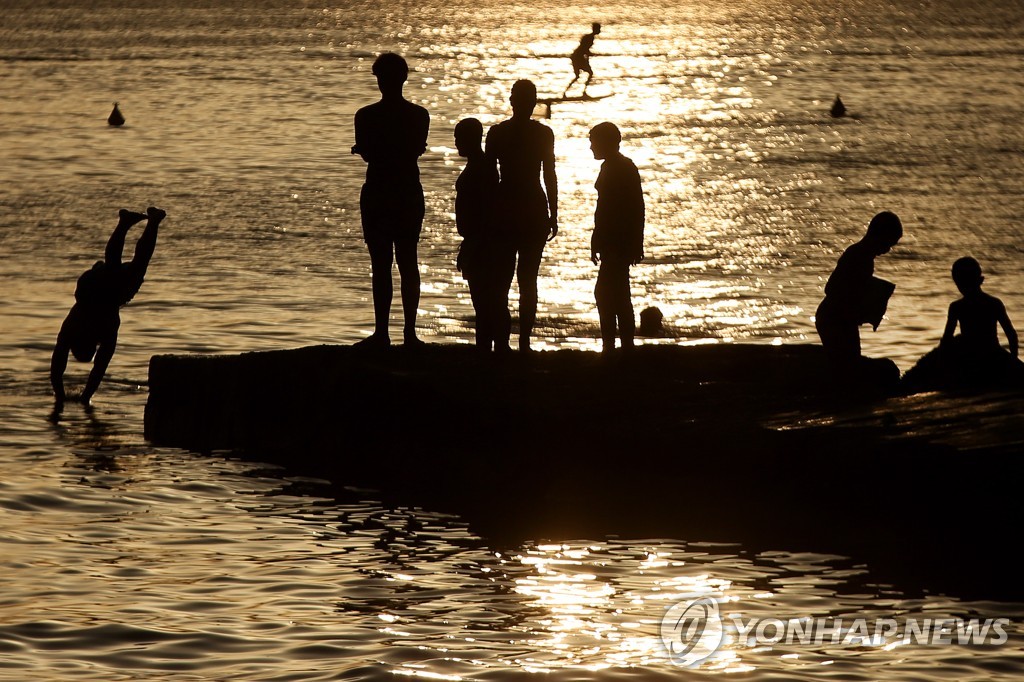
[3,0,1023,367]
[1,0,1023,678]
[4,393,1024,681]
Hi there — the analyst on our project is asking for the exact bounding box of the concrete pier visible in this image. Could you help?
[144,343,1024,599]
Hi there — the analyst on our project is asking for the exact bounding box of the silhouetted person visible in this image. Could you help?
[564,22,601,97]
[485,79,559,352]
[830,94,846,118]
[589,122,644,354]
[942,257,1018,358]
[352,52,430,347]
[638,306,664,337]
[815,211,902,369]
[903,256,1022,391]
[50,207,166,406]
[454,118,512,351]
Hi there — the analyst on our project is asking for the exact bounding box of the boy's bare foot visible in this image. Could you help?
[403,335,426,348]
[117,209,147,227]
[146,206,167,223]
[355,333,390,349]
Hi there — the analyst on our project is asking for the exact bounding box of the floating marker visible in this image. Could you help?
[108,102,125,126]
[830,94,846,118]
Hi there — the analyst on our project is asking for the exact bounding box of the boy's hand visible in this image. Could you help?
[591,249,599,265]
[547,216,558,241]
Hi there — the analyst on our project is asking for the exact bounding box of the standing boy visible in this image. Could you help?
[589,122,645,354]
[485,79,559,352]
[352,52,430,347]
[815,211,903,368]
[454,118,511,351]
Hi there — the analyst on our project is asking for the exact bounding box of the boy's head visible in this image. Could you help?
[952,256,984,294]
[510,79,537,116]
[454,118,483,157]
[639,306,664,336]
[864,211,902,254]
[589,121,621,160]
[592,22,602,34]
[372,52,408,93]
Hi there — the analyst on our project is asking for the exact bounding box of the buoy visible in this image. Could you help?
[830,94,846,118]
[108,102,125,126]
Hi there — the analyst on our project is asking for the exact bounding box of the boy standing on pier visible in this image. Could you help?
[352,52,430,347]
[485,79,559,352]
[815,211,902,370]
[454,117,512,351]
[589,122,645,355]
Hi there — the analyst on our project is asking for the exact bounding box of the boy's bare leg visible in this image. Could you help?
[362,241,394,346]
[395,239,422,345]
[517,239,546,352]
[619,308,636,350]
[105,209,148,266]
[132,207,165,268]
[598,309,617,354]
[563,73,579,97]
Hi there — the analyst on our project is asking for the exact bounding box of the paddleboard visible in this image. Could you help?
[537,92,614,105]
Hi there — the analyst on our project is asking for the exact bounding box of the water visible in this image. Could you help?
[1,0,1023,678]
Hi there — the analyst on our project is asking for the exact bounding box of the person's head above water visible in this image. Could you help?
[372,52,409,95]
[592,22,602,34]
[864,210,903,254]
[454,117,483,157]
[639,306,664,336]
[510,79,538,117]
[589,121,621,160]
[952,256,985,295]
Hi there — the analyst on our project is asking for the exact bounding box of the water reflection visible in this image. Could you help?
[49,402,125,452]
[3,0,1024,677]
[417,15,815,355]
[495,543,1023,677]
[0,389,1017,680]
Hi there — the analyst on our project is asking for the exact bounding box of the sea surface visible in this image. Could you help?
[1,0,1023,679]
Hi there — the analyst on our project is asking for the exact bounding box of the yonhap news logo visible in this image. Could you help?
[660,596,1010,667]
[660,597,725,666]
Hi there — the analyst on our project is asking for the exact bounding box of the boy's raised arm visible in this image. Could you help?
[50,338,69,404]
